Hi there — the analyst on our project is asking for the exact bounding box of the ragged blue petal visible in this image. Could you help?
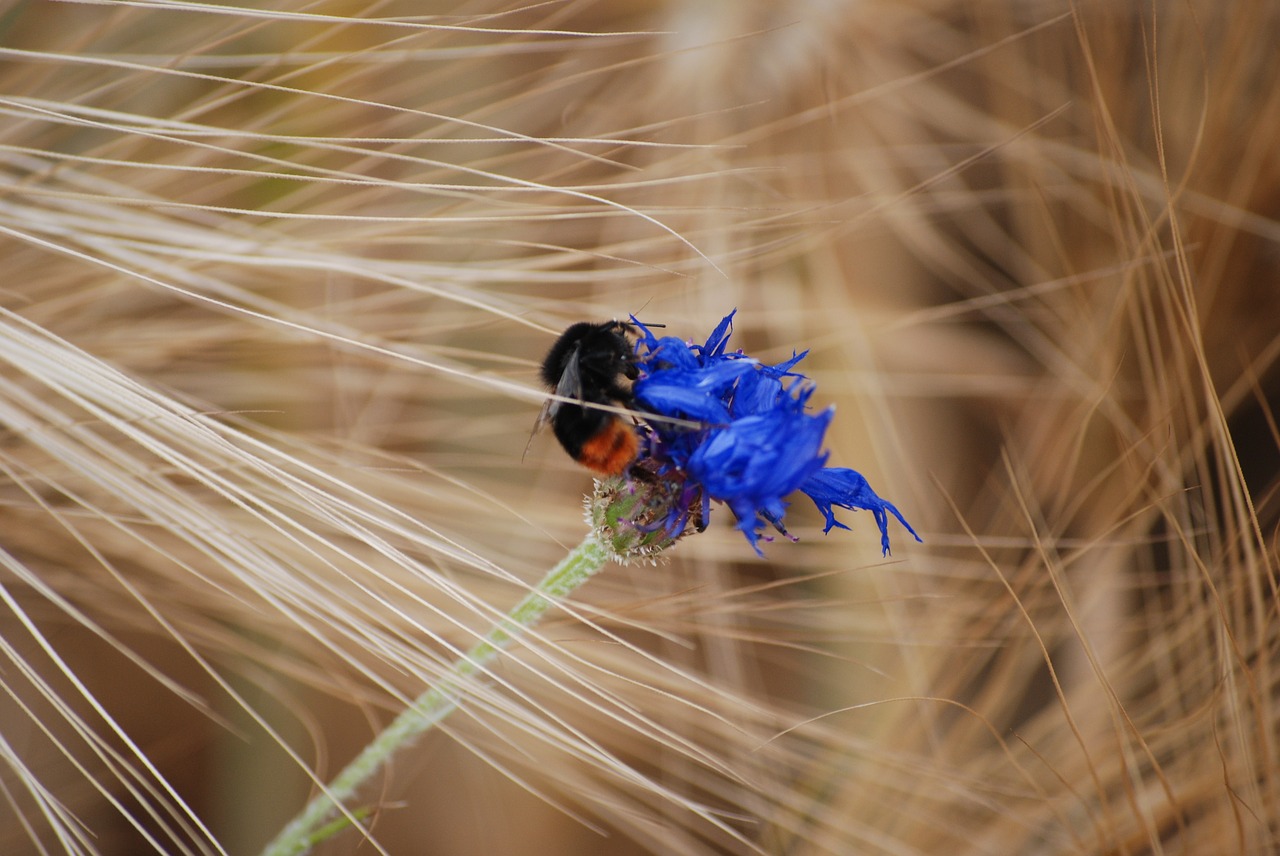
[624,311,919,556]
[800,467,923,556]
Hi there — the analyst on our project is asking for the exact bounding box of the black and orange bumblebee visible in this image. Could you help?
[533,320,643,475]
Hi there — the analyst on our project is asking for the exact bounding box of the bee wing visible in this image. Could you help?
[549,342,585,413]
[523,342,584,461]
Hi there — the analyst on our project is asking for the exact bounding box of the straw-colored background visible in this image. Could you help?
[1,1,1276,854]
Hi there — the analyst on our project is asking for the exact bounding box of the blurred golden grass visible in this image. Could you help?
[0,1,1276,854]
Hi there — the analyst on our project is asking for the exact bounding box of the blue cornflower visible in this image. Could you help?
[626,310,921,556]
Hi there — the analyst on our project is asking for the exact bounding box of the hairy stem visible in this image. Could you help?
[259,535,610,856]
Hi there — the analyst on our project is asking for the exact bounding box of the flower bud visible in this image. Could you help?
[586,458,705,563]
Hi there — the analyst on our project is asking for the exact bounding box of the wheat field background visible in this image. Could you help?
[0,1,1276,854]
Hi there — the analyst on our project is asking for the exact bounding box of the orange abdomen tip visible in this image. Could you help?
[578,420,640,475]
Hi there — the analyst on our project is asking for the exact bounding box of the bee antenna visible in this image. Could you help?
[627,297,665,329]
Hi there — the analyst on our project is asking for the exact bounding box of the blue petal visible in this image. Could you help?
[635,360,758,422]
[635,381,733,423]
[643,336,700,371]
[767,349,809,377]
[729,369,784,416]
[799,467,922,556]
[626,309,917,557]
[690,411,830,499]
[730,367,815,417]
[699,310,737,358]
[686,409,832,552]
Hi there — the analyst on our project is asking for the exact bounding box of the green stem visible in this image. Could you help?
[259,535,610,856]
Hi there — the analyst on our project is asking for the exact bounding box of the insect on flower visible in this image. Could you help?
[534,311,921,558]
[532,320,642,475]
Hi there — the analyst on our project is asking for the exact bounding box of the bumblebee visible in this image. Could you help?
[533,320,641,475]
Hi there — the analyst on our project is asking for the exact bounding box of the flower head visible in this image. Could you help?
[625,310,921,557]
